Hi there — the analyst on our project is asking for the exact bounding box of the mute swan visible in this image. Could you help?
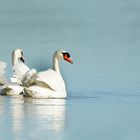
[0,49,29,96]
[11,48,30,84]
[23,50,73,98]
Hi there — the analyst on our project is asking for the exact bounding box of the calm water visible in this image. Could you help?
[0,0,140,139]
[0,92,140,140]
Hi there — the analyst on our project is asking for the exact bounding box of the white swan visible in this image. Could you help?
[0,49,29,96]
[11,48,30,84]
[23,50,73,98]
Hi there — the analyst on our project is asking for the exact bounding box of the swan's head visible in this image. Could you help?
[54,50,73,64]
[12,48,25,65]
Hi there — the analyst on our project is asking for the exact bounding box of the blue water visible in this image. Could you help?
[0,0,140,139]
[0,93,140,140]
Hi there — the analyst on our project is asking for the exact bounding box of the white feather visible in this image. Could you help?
[0,61,7,85]
[36,69,65,91]
[12,61,30,81]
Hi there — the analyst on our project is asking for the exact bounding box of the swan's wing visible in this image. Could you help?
[10,76,22,85]
[12,61,30,81]
[0,61,7,85]
[35,69,65,91]
[22,69,37,87]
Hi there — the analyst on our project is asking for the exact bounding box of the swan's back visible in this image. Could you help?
[35,69,66,91]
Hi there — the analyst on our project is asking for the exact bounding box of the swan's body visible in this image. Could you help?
[24,69,66,98]
[0,49,28,96]
[23,50,73,98]
[0,84,24,96]
[0,61,7,86]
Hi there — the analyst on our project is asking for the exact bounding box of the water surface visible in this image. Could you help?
[0,92,140,140]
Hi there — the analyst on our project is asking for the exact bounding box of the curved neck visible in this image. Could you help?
[53,57,61,74]
[12,52,17,66]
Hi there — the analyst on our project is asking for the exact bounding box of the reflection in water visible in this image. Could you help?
[4,97,66,139]
[24,98,66,133]
[10,97,24,136]
[0,96,5,118]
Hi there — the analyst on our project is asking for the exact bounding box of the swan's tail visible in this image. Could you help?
[0,61,7,85]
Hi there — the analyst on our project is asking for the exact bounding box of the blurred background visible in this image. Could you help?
[0,0,140,94]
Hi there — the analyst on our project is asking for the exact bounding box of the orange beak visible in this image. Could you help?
[64,55,73,64]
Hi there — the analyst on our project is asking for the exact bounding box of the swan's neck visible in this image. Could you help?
[12,57,19,66]
[12,54,17,66]
[12,50,19,66]
[53,57,61,74]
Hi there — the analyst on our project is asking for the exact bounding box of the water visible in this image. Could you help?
[0,0,140,139]
[0,93,140,140]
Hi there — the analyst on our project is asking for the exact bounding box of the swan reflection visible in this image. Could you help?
[10,97,66,137]
[24,98,66,133]
[10,97,24,134]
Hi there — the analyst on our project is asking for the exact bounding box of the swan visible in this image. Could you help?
[0,49,29,96]
[23,50,73,98]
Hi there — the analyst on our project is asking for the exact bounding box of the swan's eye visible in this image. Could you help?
[62,52,70,58]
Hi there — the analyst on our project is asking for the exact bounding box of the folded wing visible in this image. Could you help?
[35,69,66,91]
